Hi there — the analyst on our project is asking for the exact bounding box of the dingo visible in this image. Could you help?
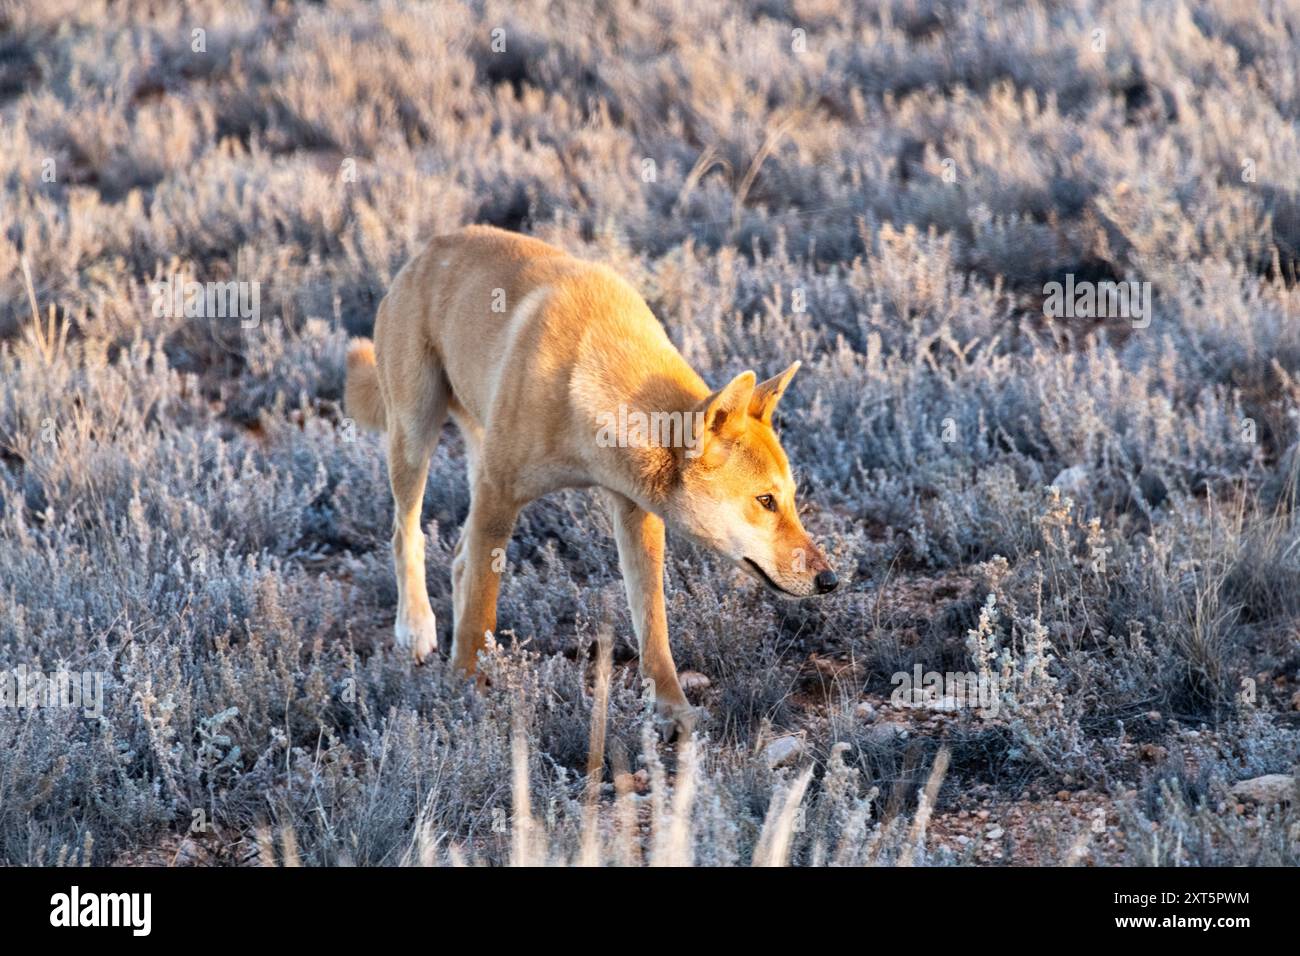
[345,226,837,733]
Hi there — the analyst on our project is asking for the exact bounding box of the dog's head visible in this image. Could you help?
[667,362,838,598]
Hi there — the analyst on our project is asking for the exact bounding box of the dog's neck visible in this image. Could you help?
[580,359,710,515]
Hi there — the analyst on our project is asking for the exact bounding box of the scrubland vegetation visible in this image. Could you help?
[0,0,1297,865]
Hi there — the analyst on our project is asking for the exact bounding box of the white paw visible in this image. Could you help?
[395,613,438,664]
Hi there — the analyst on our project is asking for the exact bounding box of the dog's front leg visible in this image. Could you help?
[450,482,520,674]
[604,491,693,736]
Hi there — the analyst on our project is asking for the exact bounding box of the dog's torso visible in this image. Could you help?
[376,225,708,505]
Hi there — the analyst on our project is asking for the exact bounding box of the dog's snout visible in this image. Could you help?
[814,569,838,594]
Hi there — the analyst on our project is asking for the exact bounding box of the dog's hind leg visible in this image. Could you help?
[383,351,450,664]
[602,490,692,737]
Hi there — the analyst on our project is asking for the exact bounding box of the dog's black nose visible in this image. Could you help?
[814,569,838,594]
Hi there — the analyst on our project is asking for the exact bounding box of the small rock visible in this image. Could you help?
[855,701,876,720]
[1291,690,1300,712]
[809,655,862,681]
[864,722,907,744]
[1056,790,1071,801]
[1139,743,1168,762]
[764,734,806,769]
[1230,774,1296,805]
[678,671,711,693]
[173,837,207,866]
[1050,465,1089,496]
[986,826,1004,840]
[976,810,990,821]
[901,687,931,707]
[1146,710,1162,722]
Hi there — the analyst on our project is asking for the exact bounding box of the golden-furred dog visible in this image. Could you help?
[345,225,837,733]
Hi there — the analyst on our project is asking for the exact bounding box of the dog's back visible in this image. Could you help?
[349,225,704,476]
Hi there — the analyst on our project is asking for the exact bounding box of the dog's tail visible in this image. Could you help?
[344,338,386,431]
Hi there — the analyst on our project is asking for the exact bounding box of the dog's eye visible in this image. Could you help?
[756,494,777,512]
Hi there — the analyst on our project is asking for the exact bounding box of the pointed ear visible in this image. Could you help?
[749,360,801,425]
[698,370,756,439]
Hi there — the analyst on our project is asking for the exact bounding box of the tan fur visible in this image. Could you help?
[344,339,385,430]
[345,225,837,733]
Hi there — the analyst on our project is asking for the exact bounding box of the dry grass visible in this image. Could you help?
[0,0,1297,866]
